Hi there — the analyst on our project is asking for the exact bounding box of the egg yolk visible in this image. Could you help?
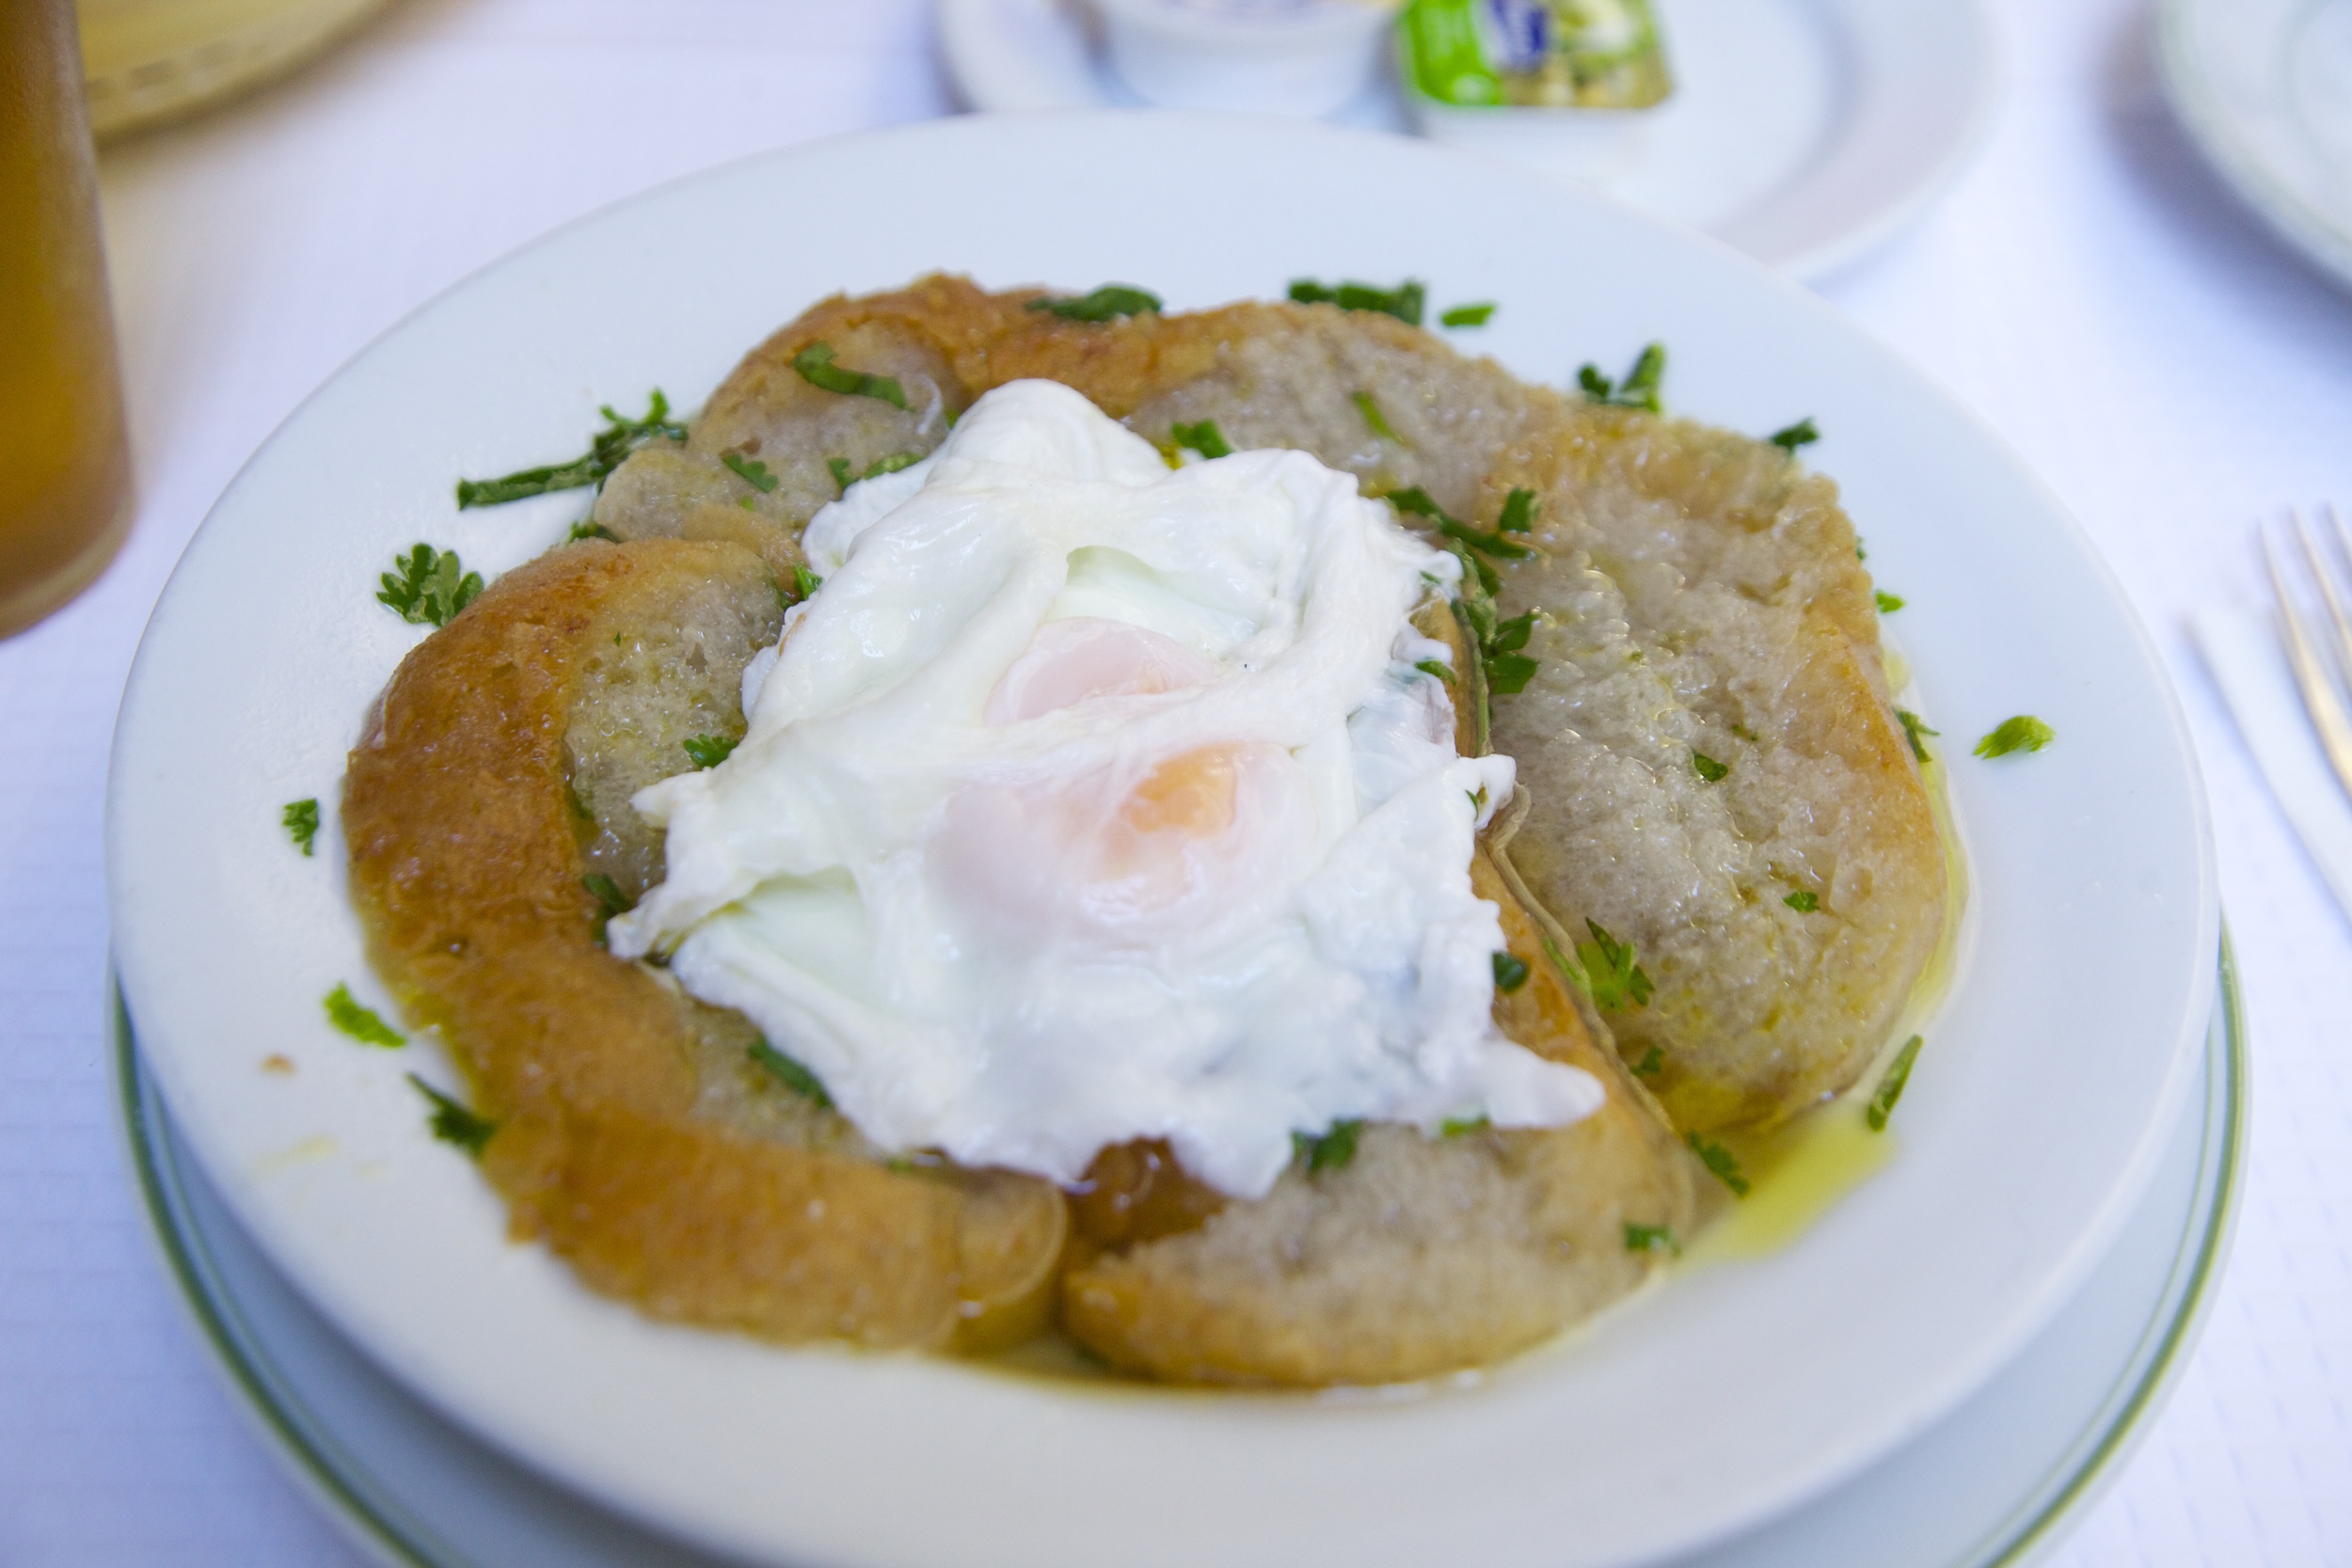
[938,619,1306,942]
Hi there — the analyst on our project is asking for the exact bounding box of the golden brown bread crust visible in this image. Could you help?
[341,276,1943,1381]
[342,538,1065,1350]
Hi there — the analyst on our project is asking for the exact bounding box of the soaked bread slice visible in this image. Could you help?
[1061,848,1694,1386]
[342,538,1066,1350]
[1057,605,1693,1386]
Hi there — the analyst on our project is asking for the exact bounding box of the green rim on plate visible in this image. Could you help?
[110,934,2248,1568]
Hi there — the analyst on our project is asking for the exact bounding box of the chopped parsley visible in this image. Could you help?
[723,452,779,493]
[1686,1132,1751,1196]
[1170,419,1232,460]
[791,563,823,602]
[1492,951,1532,992]
[1784,889,1820,912]
[1498,488,1538,534]
[829,451,920,494]
[282,799,319,856]
[1769,418,1820,451]
[1486,651,1539,696]
[1632,1045,1665,1078]
[1287,277,1426,326]
[1026,284,1162,322]
[792,342,908,409]
[1692,752,1729,783]
[1385,485,1534,561]
[1414,657,1455,684]
[748,1037,834,1109]
[324,984,403,1047]
[377,544,482,627]
[1440,302,1496,327]
[1975,716,2056,758]
[1577,343,1667,412]
[682,734,739,769]
[1897,708,1938,763]
[568,519,618,543]
[454,391,687,508]
[1624,1222,1681,1256]
[1353,390,1403,443]
[1867,1035,1925,1131]
[582,873,632,942]
[1875,590,1905,613]
[1297,1117,1364,1173]
[408,1073,496,1155]
[1549,920,1654,1012]
[1439,1114,1490,1137]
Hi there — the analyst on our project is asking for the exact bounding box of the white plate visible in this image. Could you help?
[935,0,1997,279]
[2159,0,2352,293]
[106,112,2217,1568]
[109,941,2246,1568]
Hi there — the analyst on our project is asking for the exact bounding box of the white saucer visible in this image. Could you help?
[2159,0,2352,293]
[934,0,1997,278]
[114,941,2243,1568]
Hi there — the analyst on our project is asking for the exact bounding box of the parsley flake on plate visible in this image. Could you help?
[282,799,319,856]
[1353,390,1403,443]
[1692,751,1729,783]
[1578,343,1667,413]
[1026,284,1162,322]
[748,1038,834,1109]
[1875,590,1905,613]
[325,983,403,1047]
[1439,302,1496,327]
[377,544,482,627]
[1287,277,1426,326]
[792,342,908,409]
[1897,708,1938,763]
[682,734,739,769]
[1769,417,1820,451]
[1492,951,1532,993]
[408,1073,496,1155]
[1867,1035,1925,1131]
[1497,487,1539,534]
[1548,921,1654,1012]
[1439,1114,1490,1137]
[1975,715,2056,758]
[1784,889,1820,912]
[1686,1132,1752,1196]
[1624,1222,1681,1256]
[1297,1117,1364,1173]
[791,563,823,602]
[1170,420,1232,460]
[454,390,687,508]
[723,452,779,493]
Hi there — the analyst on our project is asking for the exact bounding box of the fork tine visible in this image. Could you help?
[2265,519,2352,805]
[2295,505,2352,689]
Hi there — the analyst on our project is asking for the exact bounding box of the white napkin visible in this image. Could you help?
[2194,605,2352,922]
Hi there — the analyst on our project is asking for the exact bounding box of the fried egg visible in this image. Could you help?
[610,379,1600,1198]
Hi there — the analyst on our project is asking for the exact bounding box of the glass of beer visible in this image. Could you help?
[1,0,134,639]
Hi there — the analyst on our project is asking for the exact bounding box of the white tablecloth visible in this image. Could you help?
[4,0,2348,1561]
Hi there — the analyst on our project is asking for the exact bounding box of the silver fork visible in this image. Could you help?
[2264,503,2352,805]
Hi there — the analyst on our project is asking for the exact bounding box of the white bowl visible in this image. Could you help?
[1094,0,1400,116]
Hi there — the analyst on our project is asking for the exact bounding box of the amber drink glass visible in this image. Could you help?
[1,0,133,638]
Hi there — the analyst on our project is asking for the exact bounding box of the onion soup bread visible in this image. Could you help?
[342,277,1945,1386]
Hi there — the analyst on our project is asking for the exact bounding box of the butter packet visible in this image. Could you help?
[1401,0,1672,109]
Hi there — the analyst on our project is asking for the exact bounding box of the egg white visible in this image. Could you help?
[611,380,1600,1198]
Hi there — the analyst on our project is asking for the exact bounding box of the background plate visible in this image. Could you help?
[106,112,2216,1568]
[935,0,1998,279]
[2159,0,2352,293]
